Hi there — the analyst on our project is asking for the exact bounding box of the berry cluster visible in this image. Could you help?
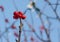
[13,11,26,19]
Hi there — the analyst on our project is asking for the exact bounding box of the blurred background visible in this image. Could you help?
[0,0,60,42]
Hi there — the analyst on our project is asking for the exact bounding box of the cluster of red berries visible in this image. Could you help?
[13,11,26,19]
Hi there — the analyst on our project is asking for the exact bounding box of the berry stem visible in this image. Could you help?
[18,19,23,42]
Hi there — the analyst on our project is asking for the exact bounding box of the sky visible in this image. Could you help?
[0,0,60,42]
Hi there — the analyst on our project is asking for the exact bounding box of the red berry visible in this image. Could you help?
[5,19,9,23]
[30,37,34,41]
[11,25,16,29]
[18,11,23,15]
[19,13,23,18]
[32,29,35,32]
[21,15,26,19]
[13,11,19,15]
[13,11,19,19]
[14,32,19,37]
[0,6,4,11]
[13,15,18,19]
[40,25,44,30]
